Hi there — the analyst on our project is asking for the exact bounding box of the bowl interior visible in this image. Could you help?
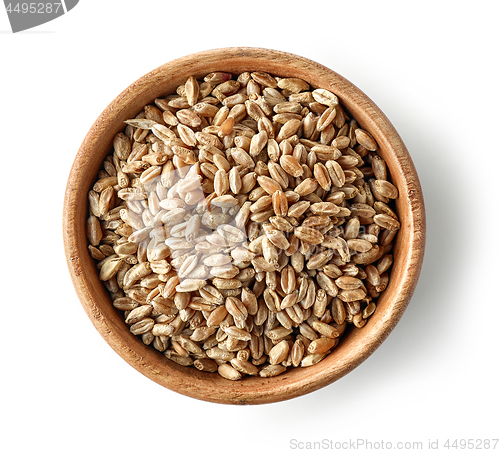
[63,48,425,404]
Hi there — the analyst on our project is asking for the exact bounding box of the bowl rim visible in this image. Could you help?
[63,47,426,405]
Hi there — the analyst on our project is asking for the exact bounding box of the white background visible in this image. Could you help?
[1,1,499,452]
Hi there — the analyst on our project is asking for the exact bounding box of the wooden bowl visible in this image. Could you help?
[63,48,425,405]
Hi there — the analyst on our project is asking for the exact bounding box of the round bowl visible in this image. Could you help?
[63,47,425,405]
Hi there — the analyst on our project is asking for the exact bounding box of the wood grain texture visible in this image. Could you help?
[63,47,425,405]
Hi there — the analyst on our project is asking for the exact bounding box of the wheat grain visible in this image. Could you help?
[87,70,402,380]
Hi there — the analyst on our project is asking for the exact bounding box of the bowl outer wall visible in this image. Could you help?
[63,47,426,405]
